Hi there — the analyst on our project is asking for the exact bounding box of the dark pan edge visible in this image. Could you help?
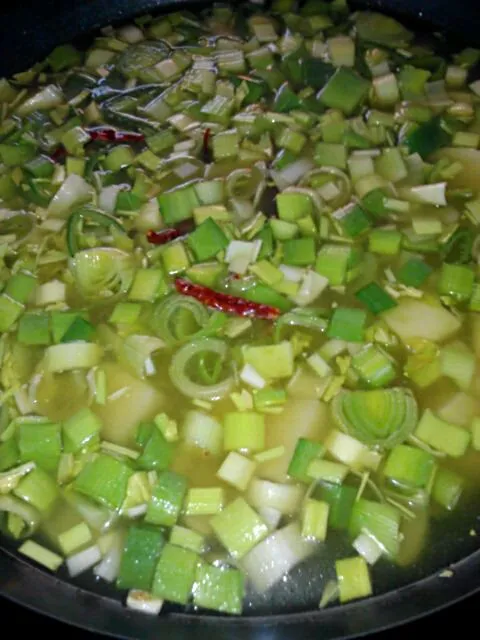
[1,545,479,639]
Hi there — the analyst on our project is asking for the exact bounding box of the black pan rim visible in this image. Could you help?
[1,544,479,639]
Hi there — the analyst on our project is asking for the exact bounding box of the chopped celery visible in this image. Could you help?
[397,259,432,287]
[152,543,199,604]
[17,312,50,346]
[145,471,187,526]
[224,412,265,452]
[315,245,351,285]
[14,467,58,513]
[211,497,268,559]
[336,556,372,603]
[184,487,224,516]
[18,422,62,473]
[432,468,463,510]
[319,68,370,116]
[438,263,474,302]
[217,452,256,491]
[282,237,316,267]
[415,410,470,457]
[243,341,294,379]
[349,499,401,557]
[276,192,313,222]
[193,563,244,615]
[327,308,367,343]
[158,185,200,224]
[355,283,397,315]
[58,523,92,555]
[302,499,329,541]
[137,423,175,471]
[74,454,133,510]
[170,526,205,554]
[117,524,165,591]
[187,217,229,261]
[351,343,396,388]
[19,540,63,571]
[63,408,101,454]
[384,445,435,489]
[288,438,325,483]
[315,482,357,530]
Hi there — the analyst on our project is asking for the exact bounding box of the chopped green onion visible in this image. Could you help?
[335,556,372,603]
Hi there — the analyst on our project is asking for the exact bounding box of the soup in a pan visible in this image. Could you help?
[0,0,479,617]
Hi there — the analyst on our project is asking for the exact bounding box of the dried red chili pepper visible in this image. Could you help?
[146,219,195,245]
[146,228,182,245]
[86,127,145,143]
[50,127,145,162]
[202,128,213,163]
[175,278,281,320]
[50,145,67,162]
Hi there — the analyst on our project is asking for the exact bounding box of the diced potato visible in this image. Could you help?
[94,362,164,446]
[383,298,461,343]
[260,399,329,482]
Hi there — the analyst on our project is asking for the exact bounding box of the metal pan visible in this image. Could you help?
[0,1,478,637]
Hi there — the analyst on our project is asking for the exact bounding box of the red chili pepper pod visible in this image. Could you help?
[86,127,145,143]
[146,228,182,245]
[175,278,281,320]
